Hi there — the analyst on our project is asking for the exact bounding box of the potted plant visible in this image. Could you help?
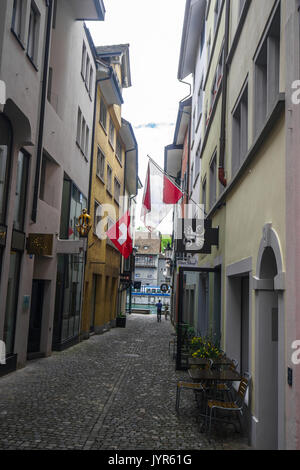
[189,336,222,359]
[116,314,126,328]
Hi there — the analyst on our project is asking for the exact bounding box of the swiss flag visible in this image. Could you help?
[141,160,184,231]
[163,175,184,204]
[106,211,133,259]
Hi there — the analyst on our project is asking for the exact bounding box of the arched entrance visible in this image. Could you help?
[254,224,285,449]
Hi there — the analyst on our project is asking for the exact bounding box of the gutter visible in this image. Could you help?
[218,0,230,188]
[31,0,53,222]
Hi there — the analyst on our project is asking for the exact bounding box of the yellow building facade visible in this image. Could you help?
[81,44,137,337]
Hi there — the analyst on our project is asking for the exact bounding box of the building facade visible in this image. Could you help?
[169,0,300,450]
[80,44,138,338]
[0,0,105,375]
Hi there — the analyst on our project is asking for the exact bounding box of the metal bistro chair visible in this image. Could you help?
[206,373,251,435]
[212,359,239,400]
[175,359,213,413]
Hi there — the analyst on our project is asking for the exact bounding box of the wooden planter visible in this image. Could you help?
[116,316,126,328]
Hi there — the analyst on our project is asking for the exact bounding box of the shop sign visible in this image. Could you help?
[26,234,54,256]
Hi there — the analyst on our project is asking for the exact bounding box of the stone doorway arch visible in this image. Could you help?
[253,224,285,450]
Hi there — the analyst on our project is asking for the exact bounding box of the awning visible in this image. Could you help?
[96,61,123,106]
[119,119,138,197]
[72,0,105,21]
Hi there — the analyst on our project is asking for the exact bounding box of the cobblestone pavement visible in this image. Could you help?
[0,315,251,450]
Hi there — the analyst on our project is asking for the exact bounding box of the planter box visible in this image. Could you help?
[116,317,126,328]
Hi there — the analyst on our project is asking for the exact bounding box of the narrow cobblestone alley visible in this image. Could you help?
[0,315,251,450]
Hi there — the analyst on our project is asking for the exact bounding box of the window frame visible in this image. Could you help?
[106,164,113,196]
[96,146,105,182]
[27,1,40,68]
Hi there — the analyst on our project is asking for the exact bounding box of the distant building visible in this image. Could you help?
[134,232,161,287]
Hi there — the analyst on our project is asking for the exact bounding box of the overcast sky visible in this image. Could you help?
[88,0,187,234]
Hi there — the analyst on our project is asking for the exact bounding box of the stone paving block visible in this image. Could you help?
[0,314,251,450]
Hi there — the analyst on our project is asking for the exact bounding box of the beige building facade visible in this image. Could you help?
[172,0,300,449]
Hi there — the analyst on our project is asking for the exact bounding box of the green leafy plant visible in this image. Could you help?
[189,336,222,359]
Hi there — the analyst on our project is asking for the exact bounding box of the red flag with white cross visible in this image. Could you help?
[106,211,133,259]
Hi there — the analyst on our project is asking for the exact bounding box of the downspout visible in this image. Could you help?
[31,0,53,222]
[218,0,230,188]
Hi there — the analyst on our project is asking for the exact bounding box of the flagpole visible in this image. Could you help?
[146,154,207,217]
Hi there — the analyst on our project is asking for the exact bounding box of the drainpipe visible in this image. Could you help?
[218,0,230,188]
[31,0,53,222]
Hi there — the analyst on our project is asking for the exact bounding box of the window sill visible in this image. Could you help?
[106,188,113,198]
[10,29,25,50]
[109,140,115,152]
[99,121,107,135]
[116,156,122,167]
[96,173,105,185]
[26,53,39,72]
[195,114,202,134]
[76,141,88,161]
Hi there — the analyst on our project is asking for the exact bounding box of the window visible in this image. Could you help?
[85,54,90,90]
[52,0,57,29]
[214,0,221,31]
[232,83,248,176]
[114,178,121,205]
[13,150,29,231]
[200,27,205,57]
[190,165,194,195]
[107,164,112,194]
[0,115,12,224]
[39,151,59,208]
[47,67,53,102]
[94,200,102,234]
[109,119,115,148]
[202,178,207,213]
[254,6,280,136]
[96,147,105,180]
[99,98,107,130]
[81,116,86,152]
[12,0,23,39]
[107,217,114,231]
[207,34,211,64]
[81,42,86,79]
[85,125,89,158]
[89,67,93,97]
[209,153,217,209]
[194,143,201,184]
[239,0,246,17]
[192,109,196,144]
[77,108,82,145]
[60,178,87,240]
[27,3,39,64]
[116,137,122,164]
[197,80,203,123]
[211,48,224,108]
[76,108,89,158]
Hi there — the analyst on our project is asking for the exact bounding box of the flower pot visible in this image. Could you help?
[116,316,126,328]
